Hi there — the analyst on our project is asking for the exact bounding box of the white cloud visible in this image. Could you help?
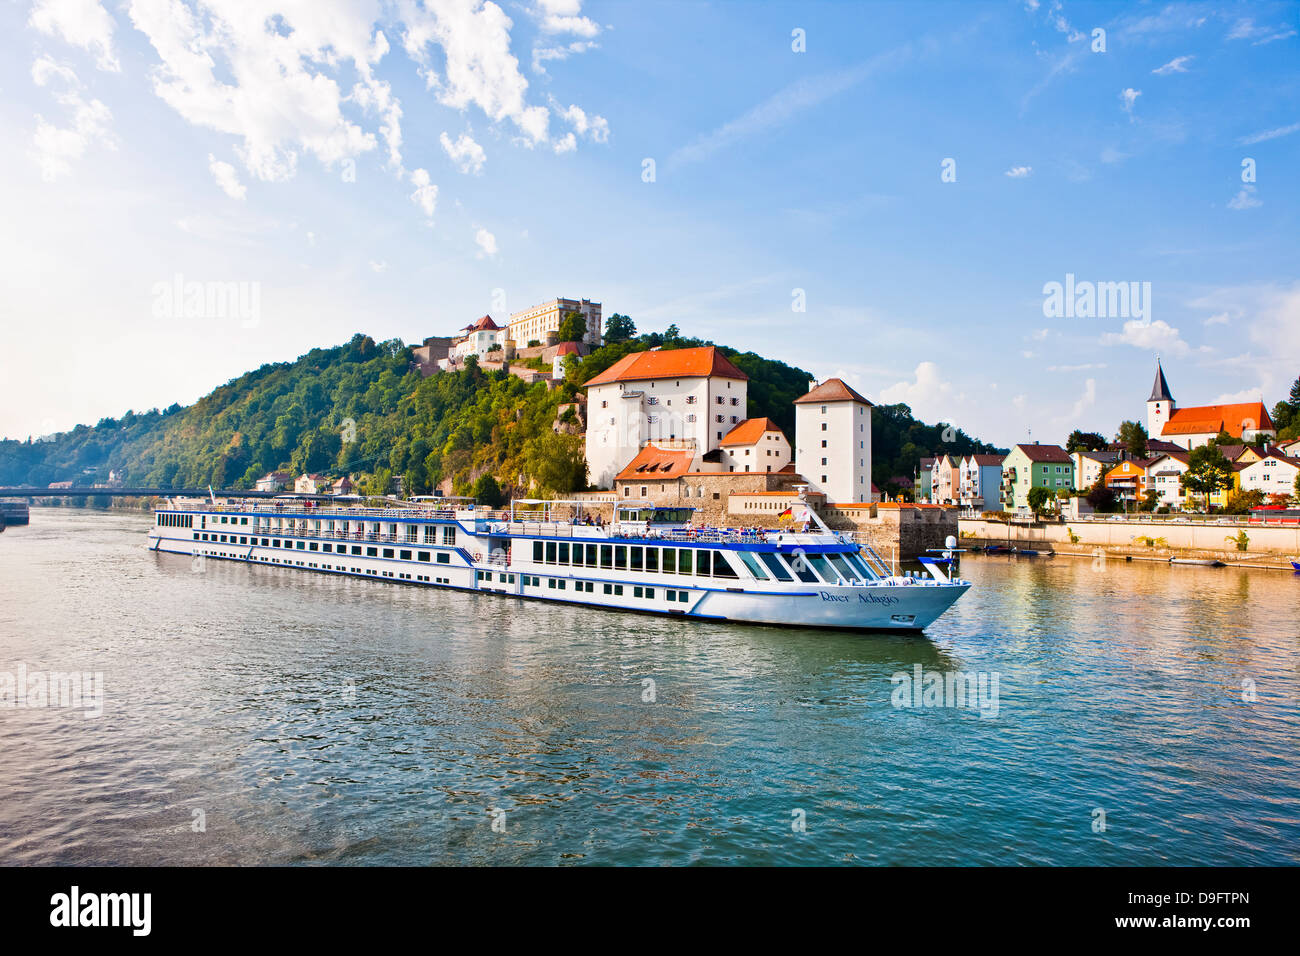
[1120,87,1141,116]
[553,100,609,143]
[533,0,600,37]
[29,58,114,181]
[1227,186,1261,210]
[1100,146,1127,164]
[1067,378,1097,421]
[369,260,388,272]
[670,46,910,169]
[552,132,576,154]
[1100,319,1190,356]
[1152,55,1193,75]
[474,227,498,258]
[1239,122,1300,145]
[532,39,597,75]
[878,361,956,422]
[207,153,247,199]
[126,0,386,182]
[1227,18,1297,45]
[1005,165,1033,178]
[1212,387,1265,405]
[439,131,486,174]
[400,0,551,146]
[29,0,120,72]
[1203,312,1231,326]
[409,167,437,220]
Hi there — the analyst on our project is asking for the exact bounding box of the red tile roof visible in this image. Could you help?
[584,346,748,387]
[793,378,872,405]
[554,342,581,356]
[615,446,696,482]
[719,417,785,446]
[463,315,500,332]
[1014,443,1072,463]
[1161,402,1273,438]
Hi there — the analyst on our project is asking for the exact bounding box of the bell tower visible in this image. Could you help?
[1146,358,1174,439]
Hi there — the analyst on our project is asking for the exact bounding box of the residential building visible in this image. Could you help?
[509,297,602,347]
[328,476,356,496]
[1144,451,1190,509]
[255,470,292,493]
[552,341,581,379]
[793,378,874,504]
[295,473,328,495]
[583,346,748,489]
[713,417,791,473]
[1281,438,1300,458]
[929,455,960,505]
[1073,449,1121,489]
[1238,453,1300,498]
[1145,360,1276,449]
[1001,443,1074,512]
[916,457,935,503]
[958,454,1004,513]
[1103,459,1154,508]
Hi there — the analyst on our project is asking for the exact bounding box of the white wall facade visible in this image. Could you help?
[586,375,748,489]
[1239,457,1299,496]
[795,399,872,504]
[718,431,791,473]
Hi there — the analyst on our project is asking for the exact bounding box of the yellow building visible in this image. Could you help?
[508,297,602,347]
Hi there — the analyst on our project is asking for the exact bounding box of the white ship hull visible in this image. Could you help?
[147,500,969,632]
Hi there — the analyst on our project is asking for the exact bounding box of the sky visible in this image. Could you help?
[1,0,1297,450]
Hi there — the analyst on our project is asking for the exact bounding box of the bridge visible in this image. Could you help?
[0,487,334,500]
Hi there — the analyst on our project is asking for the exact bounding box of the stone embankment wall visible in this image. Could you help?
[959,518,1300,555]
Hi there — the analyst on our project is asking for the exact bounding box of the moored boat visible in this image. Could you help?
[146,492,971,631]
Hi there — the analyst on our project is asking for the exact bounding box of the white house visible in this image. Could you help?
[255,470,292,492]
[1072,450,1121,489]
[713,418,791,473]
[1144,451,1190,509]
[583,346,749,489]
[295,473,328,494]
[793,378,873,504]
[440,315,506,369]
[1238,453,1300,498]
[552,341,581,380]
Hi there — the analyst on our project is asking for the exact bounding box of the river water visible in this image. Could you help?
[1,507,1297,865]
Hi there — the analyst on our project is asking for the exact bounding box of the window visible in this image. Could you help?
[437,553,450,564]
[759,553,794,581]
[677,549,693,575]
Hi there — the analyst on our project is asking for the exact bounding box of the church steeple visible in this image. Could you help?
[1146,358,1175,438]
[1148,359,1173,403]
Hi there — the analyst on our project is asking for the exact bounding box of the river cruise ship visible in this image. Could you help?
[147,495,970,631]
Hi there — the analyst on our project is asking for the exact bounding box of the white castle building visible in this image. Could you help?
[794,379,874,504]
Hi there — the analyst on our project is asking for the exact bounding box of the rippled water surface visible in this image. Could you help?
[1,507,1298,865]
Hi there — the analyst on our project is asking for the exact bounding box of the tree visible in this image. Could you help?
[557,311,587,343]
[1208,429,1234,446]
[1027,485,1053,515]
[664,323,680,341]
[364,467,392,498]
[1065,430,1107,453]
[604,313,637,343]
[523,431,586,495]
[472,473,505,508]
[1294,471,1300,504]
[1223,488,1265,515]
[1139,488,1160,512]
[1115,420,1148,458]
[1086,480,1117,512]
[1180,444,1233,512]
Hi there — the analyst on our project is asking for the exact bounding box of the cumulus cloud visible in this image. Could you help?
[29,0,120,72]
[474,227,498,257]
[1227,186,1262,210]
[440,131,486,174]
[1005,165,1033,178]
[409,167,437,220]
[1100,319,1190,356]
[400,0,550,146]
[530,0,600,73]
[553,100,609,143]
[878,362,956,422]
[29,57,114,180]
[208,153,247,199]
[1119,87,1141,116]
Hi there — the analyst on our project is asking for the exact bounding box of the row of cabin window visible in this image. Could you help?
[157,514,193,527]
[204,517,456,546]
[195,533,451,564]
[531,540,741,579]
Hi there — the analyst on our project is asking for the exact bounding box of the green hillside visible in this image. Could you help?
[0,329,1002,498]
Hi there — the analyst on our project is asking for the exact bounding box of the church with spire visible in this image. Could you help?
[1144,359,1275,449]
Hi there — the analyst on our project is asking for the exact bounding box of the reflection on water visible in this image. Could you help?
[1,508,1297,865]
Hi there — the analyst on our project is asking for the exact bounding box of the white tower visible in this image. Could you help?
[1146,359,1174,440]
[794,379,874,504]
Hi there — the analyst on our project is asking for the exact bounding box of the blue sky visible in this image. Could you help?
[1,0,1297,450]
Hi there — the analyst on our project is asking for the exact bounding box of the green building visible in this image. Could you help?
[1000,443,1075,512]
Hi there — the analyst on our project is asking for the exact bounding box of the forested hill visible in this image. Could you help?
[0,330,1002,497]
